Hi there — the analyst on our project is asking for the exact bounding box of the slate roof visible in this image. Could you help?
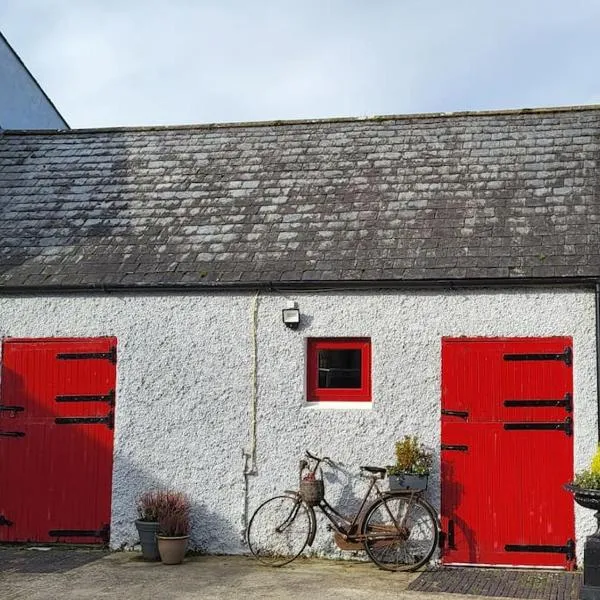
[1,106,600,289]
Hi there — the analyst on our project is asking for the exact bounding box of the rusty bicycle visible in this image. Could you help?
[246,450,439,571]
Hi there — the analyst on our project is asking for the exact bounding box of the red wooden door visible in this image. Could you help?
[0,338,116,544]
[441,337,575,568]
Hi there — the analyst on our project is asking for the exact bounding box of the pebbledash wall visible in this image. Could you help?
[0,286,597,562]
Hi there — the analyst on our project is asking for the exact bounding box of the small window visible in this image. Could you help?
[307,338,371,402]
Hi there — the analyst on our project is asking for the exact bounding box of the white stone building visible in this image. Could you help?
[0,106,599,569]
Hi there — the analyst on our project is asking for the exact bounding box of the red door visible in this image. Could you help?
[441,337,575,568]
[0,338,116,544]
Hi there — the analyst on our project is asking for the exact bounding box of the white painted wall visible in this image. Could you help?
[0,34,67,129]
[0,288,596,564]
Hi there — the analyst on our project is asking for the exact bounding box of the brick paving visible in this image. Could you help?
[408,567,582,599]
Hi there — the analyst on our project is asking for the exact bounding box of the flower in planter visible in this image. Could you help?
[573,447,600,490]
[387,435,433,477]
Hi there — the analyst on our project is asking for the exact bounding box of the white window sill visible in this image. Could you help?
[303,401,373,410]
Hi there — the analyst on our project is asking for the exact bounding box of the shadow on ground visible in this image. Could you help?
[0,546,108,574]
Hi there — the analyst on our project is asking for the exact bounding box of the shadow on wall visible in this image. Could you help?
[441,459,475,562]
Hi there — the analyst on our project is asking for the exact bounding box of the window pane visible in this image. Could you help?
[318,349,361,388]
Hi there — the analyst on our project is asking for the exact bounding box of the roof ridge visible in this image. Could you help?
[3,103,600,136]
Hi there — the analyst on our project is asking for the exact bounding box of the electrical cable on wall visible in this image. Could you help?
[241,290,260,540]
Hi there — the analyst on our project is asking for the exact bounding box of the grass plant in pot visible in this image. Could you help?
[387,435,433,491]
[156,491,191,565]
[135,490,167,560]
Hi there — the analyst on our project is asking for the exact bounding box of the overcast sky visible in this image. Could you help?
[2,0,600,129]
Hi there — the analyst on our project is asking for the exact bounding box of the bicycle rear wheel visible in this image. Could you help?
[246,494,312,566]
[362,494,438,571]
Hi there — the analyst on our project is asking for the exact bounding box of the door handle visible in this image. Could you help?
[441,409,469,419]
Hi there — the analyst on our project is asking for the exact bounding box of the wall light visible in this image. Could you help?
[282,301,300,330]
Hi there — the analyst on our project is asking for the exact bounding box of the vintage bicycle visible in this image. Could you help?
[246,450,439,571]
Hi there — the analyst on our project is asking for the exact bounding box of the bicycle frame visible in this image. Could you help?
[293,454,425,547]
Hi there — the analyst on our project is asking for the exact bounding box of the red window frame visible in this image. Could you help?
[306,337,371,402]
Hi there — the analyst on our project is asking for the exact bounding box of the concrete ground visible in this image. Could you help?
[0,548,569,600]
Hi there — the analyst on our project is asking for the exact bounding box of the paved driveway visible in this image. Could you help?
[0,547,579,600]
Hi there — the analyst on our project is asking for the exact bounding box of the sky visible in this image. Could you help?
[2,0,600,129]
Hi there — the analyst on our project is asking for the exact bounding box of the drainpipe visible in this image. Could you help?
[596,283,600,441]
[241,291,260,542]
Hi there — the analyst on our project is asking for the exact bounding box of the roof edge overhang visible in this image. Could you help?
[2,103,600,136]
[0,276,598,296]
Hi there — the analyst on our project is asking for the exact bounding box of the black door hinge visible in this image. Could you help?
[441,444,468,452]
[441,409,469,419]
[56,389,115,406]
[503,346,572,366]
[505,539,575,561]
[0,431,25,437]
[55,410,114,430]
[504,393,572,412]
[0,405,24,414]
[49,523,110,543]
[0,515,13,526]
[504,416,572,436]
[57,346,117,364]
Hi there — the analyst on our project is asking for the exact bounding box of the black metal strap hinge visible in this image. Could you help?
[55,411,114,430]
[504,393,572,412]
[0,431,25,437]
[49,523,110,543]
[503,346,572,366]
[441,444,468,452]
[441,409,469,419]
[504,417,572,436]
[56,390,115,406]
[0,515,13,526]
[57,346,117,364]
[505,539,575,561]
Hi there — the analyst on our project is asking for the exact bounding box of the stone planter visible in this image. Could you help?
[388,473,428,491]
[565,484,600,599]
[157,535,189,565]
[135,519,160,560]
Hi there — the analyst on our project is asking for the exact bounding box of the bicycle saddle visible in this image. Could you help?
[360,466,387,476]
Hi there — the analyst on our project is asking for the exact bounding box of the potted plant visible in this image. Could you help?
[156,491,191,565]
[135,490,167,560]
[565,447,600,597]
[387,435,433,491]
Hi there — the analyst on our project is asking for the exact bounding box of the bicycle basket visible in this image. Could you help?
[300,478,324,505]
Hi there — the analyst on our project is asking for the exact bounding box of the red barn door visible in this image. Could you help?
[0,338,116,544]
[441,337,575,568]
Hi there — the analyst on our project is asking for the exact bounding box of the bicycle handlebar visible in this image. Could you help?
[305,450,331,464]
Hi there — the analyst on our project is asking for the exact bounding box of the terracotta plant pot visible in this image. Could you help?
[157,535,189,565]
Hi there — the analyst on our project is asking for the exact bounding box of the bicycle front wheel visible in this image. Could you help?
[246,494,313,566]
[362,494,438,571]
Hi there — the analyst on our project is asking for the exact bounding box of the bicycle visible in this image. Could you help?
[246,450,439,571]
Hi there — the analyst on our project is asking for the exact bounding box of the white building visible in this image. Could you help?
[0,105,598,569]
[0,31,67,129]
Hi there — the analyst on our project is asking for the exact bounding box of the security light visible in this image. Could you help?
[282,302,300,329]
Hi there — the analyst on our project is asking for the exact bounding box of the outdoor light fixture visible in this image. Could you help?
[282,301,300,330]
